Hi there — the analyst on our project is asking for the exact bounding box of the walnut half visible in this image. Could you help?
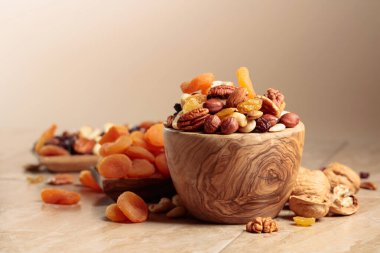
[329,184,359,215]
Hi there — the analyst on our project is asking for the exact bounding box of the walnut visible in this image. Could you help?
[323,162,361,194]
[289,167,331,218]
[265,88,285,108]
[246,217,279,233]
[329,184,359,215]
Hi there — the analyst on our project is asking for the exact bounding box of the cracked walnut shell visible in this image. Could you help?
[246,217,279,233]
[289,167,331,218]
[329,184,359,215]
[323,162,361,194]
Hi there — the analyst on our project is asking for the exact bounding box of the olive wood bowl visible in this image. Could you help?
[164,122,305,224]
[38,155,99,172]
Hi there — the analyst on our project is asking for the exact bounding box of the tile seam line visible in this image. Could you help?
[218,230,244,253]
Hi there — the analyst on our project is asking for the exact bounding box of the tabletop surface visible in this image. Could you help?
[0,128,379,253]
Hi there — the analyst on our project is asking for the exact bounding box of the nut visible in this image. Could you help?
[220,117,239,134]
[211,80,234,87]
[265,88,285,108]
[261,114,278,127]
[289,167,331,218]
[177,108,209,131]
[226,87,248,108]
[239,119,256,133]
[172,194,183,207]
[172,111,183,130]
[166,206,187,218]
[246,217,278,233]
[207,85,236,99]
[255,117,272,133]
[258,95,285,117]
[164,115,174,128]
[247,110,263,120]
[203,98,224,114]
[360,181,377,190]
[280,112,300,128]
[204,115,222,134]
[47,174,74,185]
[323,162,361,193]
[148,197,175,213]
[269,123,286,132]
[230,112,248,127]
[329,184,359,215]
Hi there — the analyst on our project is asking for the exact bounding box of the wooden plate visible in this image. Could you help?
[38,155,99,172]
[90,168,176,202]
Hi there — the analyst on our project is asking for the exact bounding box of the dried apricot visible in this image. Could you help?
[190,73,214,92]
[180,81,192,93]
[105,203,129,222]
[155,153,170,178]
[144,123,164,148]
[79,170,102,192]
[74,137,96,154]
[139,121,156,130]
[116,191,148,223]
[99,135,133,157]
[146,143,165,156]
[128,159,155,178]
[38,145,70,156]
[41,188,80,205]
[130,131,148,149]
[34,124,57,153]
[237,97,262,114]
[125,146,155,163]
[99,125,129,145]
[98,154,131,179]
[237,67,256,98]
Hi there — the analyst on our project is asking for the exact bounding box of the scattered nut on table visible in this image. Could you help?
[246,217,279,233]
[360,181,377,191]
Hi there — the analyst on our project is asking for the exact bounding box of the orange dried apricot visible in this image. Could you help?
[180,81,192,93]
[98,154,131,179]
[125,146,155,163]
[41,188,80,205]
[130,131,148,149]
[139,121,156,130]
[128,159,156,178]
[116,191,148,223]
[99,135,133,157]
[155,153,170,178]
[73,137,96,154]
[79,170,102,192]
[105,203,129,222]
[99,125,129,145]
[237,67,256,98]
[145,143,165,156]
[144,123,164,148]
[34,124,57,153]
[38,145,70,156]
[191,73,214,92]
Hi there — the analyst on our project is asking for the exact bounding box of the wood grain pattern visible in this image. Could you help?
[38,155,99,172]
[164,122,305,224]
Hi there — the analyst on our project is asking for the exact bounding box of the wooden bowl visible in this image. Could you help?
[164,122,305,224]
[90,168,176,202]
[38,155,99,172]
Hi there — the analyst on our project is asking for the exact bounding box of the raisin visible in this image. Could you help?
[293,216,315,227]
[174,103,182,113]
[255,117,272,132]
[237,98,262,114]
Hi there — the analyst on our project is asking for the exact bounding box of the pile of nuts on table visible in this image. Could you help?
[165,67,300,134]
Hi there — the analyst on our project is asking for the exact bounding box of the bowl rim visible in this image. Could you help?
[164,121,305,140]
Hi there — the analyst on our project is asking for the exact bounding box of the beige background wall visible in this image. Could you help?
[1,0,379,140]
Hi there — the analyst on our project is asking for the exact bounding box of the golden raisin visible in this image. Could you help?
[237,97,262,114]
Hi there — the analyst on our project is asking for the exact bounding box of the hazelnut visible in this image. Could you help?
[204,115,222,134]
[279,112,300,128]
[220,117,239,134]
[203,99,224,114]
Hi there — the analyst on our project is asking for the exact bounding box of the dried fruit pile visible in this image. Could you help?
[34,124,104,156]
[165,67,301,134]
[97,122,170,179]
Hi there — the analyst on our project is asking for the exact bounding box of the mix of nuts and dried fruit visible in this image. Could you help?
[165,67,300,134]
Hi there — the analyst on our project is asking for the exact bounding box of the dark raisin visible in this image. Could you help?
[360,172,370,179]
[174,103,182,113]
[255,117,272,132]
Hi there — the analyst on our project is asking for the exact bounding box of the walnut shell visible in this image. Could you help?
[323,162,361,194]
[289,167,331,218]
[329,185,359,215]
